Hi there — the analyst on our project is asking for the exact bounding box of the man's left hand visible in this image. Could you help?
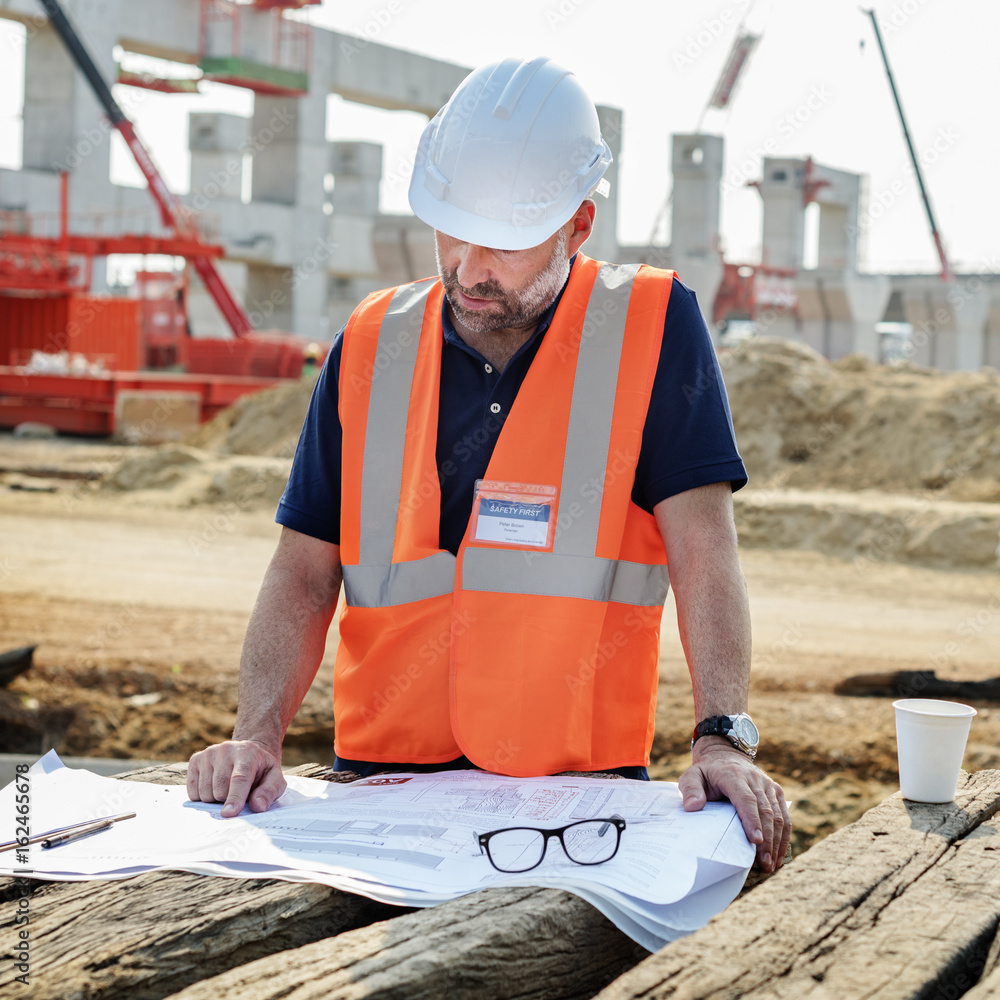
[678,740,790,872]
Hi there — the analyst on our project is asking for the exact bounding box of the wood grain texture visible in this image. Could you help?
[0,761,387,1000]
[164,885,647,1000]
[596,768,1000,1000]
[0,870,402,1000]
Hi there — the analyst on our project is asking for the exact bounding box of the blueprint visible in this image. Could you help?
[0,751,755,951]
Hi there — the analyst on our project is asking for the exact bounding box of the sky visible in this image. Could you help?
[0,0,998,275]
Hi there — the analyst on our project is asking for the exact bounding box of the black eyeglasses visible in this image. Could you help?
[476,815,626,873]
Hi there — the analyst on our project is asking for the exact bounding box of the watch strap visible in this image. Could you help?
[691,714,758,759]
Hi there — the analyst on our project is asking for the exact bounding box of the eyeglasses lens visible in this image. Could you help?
[487,828,546,872]
[563,820,619,864]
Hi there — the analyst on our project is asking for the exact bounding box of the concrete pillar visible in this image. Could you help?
[900,279,991,371]
[757,159,806,270]
[587,106,621,264]
[329,140,381,216]
[325,141,381,301]
[669,133,725,336]
[844,271,892,359]
[815,170,860,272]
[250,82,329,338]
[21,23,80,173]
[670,133,723,261]
[250,96,305,206]
[985,289,1000,369]
[22,11,117,192]
[950,288,990,370]
[189,113,249,207]
[903,282,957,370]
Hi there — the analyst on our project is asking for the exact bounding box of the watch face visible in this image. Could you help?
[732,715,759,748]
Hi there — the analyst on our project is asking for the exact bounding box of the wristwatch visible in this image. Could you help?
[691,713,759,760]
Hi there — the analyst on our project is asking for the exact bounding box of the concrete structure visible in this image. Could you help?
[665,133,725,332]
[0,0,469,340]
[0,2,629,342]
[2,2,998,367]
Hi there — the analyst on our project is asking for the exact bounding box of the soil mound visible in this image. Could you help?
[723,339,1000,502]
[103,377,315,505]
[183,377,315,458]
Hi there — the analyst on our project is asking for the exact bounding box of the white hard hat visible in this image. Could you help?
[408,57,612,251]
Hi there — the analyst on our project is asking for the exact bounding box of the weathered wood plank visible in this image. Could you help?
[0,871,402,1000]
[163,885,647,1000]
[595,768,1000,1000]
[0,761,380,1000]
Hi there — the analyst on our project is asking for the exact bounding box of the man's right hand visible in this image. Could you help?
[187,740,286,818]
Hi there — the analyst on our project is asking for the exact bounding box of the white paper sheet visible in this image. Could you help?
[0,751,754,949]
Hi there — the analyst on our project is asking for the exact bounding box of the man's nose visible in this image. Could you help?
[454,244,493,290]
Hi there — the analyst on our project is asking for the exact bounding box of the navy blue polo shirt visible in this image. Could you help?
[276,266,746,780]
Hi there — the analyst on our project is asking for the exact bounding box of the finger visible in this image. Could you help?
[248,766,287,813]
[186,751,204,802]
[220,763,257,818]
[755,788,776,870]
[677,766,708,812]
[200,751,226,804]
[212,751,240,804]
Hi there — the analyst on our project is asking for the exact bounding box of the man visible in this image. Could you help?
[188,57,790,872]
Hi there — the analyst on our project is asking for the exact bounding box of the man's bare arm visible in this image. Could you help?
[655,483,790,871]
[187,526,342,816]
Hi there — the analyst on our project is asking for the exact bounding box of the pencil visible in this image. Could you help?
[0,812,137,853]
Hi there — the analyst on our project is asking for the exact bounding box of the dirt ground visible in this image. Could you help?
[2,432,1000,862]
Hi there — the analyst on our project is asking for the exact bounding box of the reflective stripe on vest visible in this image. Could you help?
[341,262,665,609]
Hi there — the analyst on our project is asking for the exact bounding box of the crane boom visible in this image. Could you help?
[37,0,255,335]
[863,8,953,281]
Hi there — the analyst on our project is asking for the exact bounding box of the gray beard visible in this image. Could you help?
[436,228,570,334]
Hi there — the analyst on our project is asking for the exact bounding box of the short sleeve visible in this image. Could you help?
[632,277,747,513]
[274,331,345,544]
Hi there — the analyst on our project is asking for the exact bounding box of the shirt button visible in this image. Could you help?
[490,402,501,414]
[484,363,493,374]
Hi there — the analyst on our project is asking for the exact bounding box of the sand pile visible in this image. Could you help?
[183,377,314,459]
[102,378,315,506]
[723,339,1000,502]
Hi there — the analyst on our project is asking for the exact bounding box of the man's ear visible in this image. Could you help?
[566,200,596,255]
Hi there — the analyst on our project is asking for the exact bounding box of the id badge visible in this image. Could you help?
[469,480,557,550]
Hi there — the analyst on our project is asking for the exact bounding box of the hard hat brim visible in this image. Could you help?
[409,179,588,252]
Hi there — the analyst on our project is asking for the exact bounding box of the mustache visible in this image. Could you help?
[441,270,505,301]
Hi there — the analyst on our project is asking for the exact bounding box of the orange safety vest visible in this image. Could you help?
[336,253,674,776]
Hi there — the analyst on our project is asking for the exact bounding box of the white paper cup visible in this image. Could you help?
[893,699,977,803]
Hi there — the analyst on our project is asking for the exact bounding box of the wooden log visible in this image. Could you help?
[595,768,1000,1000]
[0,762,384,1000]
[0,871,402,1000]
[162,885,646,1000]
